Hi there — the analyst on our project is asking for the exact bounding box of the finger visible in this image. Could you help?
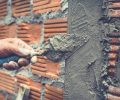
[18,58,30,67]
[0,38,33,57]
[2,43,32,57]
[31,56,37,63]
[3,61,19,70]
[9,43,31,57]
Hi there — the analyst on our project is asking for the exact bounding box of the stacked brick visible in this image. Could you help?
[44,84,63,100]
[17,23,41,44]
[0,24,16,39]
[33,0,61,14]
[0,71,17,95]
[31,56,61,79]
[12,0,31,17]
[0,0,68,99]
[44,17,67,41]
[0,71,64,100]
[0,0,7,18]
[101,0,120,99]
[103,0,120,17]
[101,31,120,100]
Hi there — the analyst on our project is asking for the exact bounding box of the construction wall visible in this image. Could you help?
[0,0,68,99]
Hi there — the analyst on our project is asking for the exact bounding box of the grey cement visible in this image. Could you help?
[64,0,104,100]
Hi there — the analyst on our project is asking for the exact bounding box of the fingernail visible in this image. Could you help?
[31,56,37,63]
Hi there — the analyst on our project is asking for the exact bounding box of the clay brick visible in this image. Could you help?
[16,75,32,85]
[17,23,41,44]
[31,56,61,79]
[33,0,61,14]
[108,9,120,17]
[29,81,42,100]
[110,45,119,52]
[0,0,7,18]
[110,38,119,44]
[107,93,120,100]
[0,93,5,100]
[16,75,42,99]
[0,24,17,39]
[108,60,116,67]
[12,0,31,17]
[0,25,8,39]
[0,71,17,94]
[108,52,117,59]
[44,84,63,100]
[108,2,120,8]
[44,17,67,41]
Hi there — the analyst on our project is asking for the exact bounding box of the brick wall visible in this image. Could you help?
[0,0,68,99]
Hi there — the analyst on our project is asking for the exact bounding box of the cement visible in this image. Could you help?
[64,0,103,100]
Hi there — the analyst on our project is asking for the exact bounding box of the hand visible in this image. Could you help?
[0,38,35,70]
[0,38,33,57]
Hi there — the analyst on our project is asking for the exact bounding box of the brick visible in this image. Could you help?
[108,9,120,17]
[0,24,17,39]
[108,67,116,76]
[0,71,17,94]
[31,56,61,79]
[44,17,67,41]
[16,75,42,99]
[0,93,5,100]
[108,60,116,67]
[108,52,117,59]
[109,45,119,52]
[44,84,63,100]
[33,0,61,14]
[108,2,120,8]
[16,75,32,85]
[107,93,120,100]
[17,23,41,44]
[108,85,120,96]
[0,25,8,39]
[12,0,31,17]
[110,38,119,44]
[29,82,42,100]
[0,0,7,18]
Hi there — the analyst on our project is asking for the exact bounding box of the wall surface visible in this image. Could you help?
[0,0,68,100]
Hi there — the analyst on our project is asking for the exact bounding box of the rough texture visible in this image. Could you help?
[64,0,103,100]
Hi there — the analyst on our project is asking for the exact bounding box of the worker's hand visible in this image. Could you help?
[0,38,34,57]
[0,38,36,70]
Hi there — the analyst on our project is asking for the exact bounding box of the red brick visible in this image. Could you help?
[109,45,119,52]
[29,82,42,100]
[0,93,5,100]
[16,75,32,85]
[0,0,7,18]
[108,52,117,59]
[17,23,41,44]
[0,24,17,39]
[33,0,61,14]
[108,9,120,17]
[0,71,17,94]
[44,84,63,100]
[12,0,31,17]
[108,2,120,8]
[31,56,61,79]
[44,17,67,41]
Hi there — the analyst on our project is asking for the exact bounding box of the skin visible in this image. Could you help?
[0,38,34,70]
[0,38,33,57]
